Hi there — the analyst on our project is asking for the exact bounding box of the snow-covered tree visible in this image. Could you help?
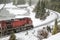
[33,0,40,12]
[33,0,41,18]
[33,0,47,20]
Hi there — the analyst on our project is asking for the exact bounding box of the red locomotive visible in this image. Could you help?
[0,17,33,35]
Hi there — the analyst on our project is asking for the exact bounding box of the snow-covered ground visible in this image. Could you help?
[0,2,60,40]
[43,33,60,40]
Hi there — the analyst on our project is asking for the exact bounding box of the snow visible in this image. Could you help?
[7,9,27,15]
[0,4,4,9]
[0,2,60,40]
[0,31,38,40]
[43,33,60,40]
[0,2,29,20]
[4,2,17,8]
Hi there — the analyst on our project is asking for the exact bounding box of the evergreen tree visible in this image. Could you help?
[33,0,46,20]
[13,0,25,5]
[40,0,46,17]
[33,0,40,12]
[29,0,31,6]
[17,0,25,5]
[33,0,41,18]
[13,0,16,5]
[52,19,58,35]
[9,31,16,40]
[0,0,3,4]
[0,0,11,4]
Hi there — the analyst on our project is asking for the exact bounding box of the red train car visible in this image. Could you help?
[0,17,33,35]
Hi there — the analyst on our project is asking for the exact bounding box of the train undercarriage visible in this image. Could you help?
[0,25,33,37]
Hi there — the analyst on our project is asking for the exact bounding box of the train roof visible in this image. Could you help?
[0,17,31,21]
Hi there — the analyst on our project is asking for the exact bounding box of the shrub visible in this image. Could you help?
[37,27,48,40]
[52,26,58,35]
[9,31,16,40]
[52,19,58,35]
